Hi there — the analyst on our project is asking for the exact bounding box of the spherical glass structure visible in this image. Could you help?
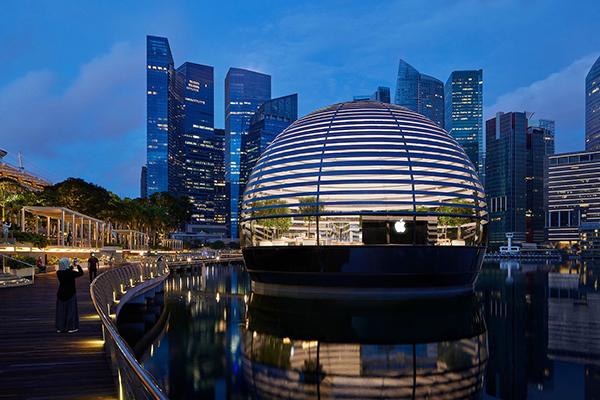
[241,101,488,294]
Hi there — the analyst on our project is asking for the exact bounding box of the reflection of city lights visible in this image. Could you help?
[283,337,291,344]
[216,293,220,302]
[301,341,318,349]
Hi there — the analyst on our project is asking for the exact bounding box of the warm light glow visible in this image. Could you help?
[394,219,406,233]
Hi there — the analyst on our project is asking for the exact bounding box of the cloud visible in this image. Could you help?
[486,52,600,153]
[0,41,145,196]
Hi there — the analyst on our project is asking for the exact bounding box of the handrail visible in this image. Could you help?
[0,253,36,283]
[90,262,170,399]
[0,253,36,267]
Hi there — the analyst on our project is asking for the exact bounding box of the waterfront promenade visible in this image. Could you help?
[0,270,117,399]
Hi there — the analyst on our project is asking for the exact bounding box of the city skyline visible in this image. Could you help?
[1,1,600,197]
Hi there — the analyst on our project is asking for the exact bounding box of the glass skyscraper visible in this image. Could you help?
[395,59,444,127]
[146,35,178,195]
[486,112,554,247]
[585,55,600,150]
[225,68,271,238]
[241,94,298,191]
[146,35,221,230]
[445,70,483,175]
[369,86,391,103]
[176,62,215,225]
[213,129,227,226]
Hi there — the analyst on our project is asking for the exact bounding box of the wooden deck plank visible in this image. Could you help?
[0,270,118,399]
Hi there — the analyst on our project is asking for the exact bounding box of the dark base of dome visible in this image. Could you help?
[242,245,486,298]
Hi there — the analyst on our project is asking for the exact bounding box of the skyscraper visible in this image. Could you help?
[546,150,600,247]
[176,62,215,225]
[140,166,147,198]
[213,129,227,226]
[485,112,554,247]
[529,119,555,156]
[241,94,298,191]
[146,35,221,231]
[585,55,600,150]
[370,86,391,104]
[146,35,178,195]
[225,68,271,238]
[445,70,483,175]
[395,59,444,127]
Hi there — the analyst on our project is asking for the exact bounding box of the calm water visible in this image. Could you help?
[118,260,600,399]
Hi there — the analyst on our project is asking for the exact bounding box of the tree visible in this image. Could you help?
[39,177,112,219]
[298,196,325,238]
[252,198,292,239]
[0,177,30,222]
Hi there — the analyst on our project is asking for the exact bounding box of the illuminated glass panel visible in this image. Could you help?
[241,101,488,247]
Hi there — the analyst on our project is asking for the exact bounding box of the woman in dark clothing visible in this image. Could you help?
[55,257,83,333]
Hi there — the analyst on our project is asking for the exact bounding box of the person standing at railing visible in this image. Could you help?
[55,257,83,333]
[2,220,11,243]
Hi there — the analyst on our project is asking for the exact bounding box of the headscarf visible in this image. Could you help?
[58,257,71,271]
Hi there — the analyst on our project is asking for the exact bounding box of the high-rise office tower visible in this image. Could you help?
[213,129,227,226]
[445,70,483,175]
[140,166,147,198]
[370,86,391,103]
[225,68,271,238]
[146,35,178,195]
[241,94,298,191]
[146,36,221,231]
[395,59,444,127]
[176,62,215,225]
[546,150,600,247]
[586,56,600,150]
[529,119,555,156]
[486,112,554,247]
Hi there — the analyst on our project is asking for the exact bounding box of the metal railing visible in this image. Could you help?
[90,260,170,399]
[0,253,36,283]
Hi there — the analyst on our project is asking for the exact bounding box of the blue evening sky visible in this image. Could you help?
[1,0,599,198]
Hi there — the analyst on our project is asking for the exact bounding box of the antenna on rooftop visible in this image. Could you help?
[18,152,24,170]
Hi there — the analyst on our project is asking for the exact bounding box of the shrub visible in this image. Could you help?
[13,231,51,249]
[4,254,37,269]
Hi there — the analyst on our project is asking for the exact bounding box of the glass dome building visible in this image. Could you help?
[240,101,488,296]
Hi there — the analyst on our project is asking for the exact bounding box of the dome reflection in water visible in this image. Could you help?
[243,293,488,400]
[128,264,488,399]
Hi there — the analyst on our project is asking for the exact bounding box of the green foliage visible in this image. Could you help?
[436,199,474,227]
[13,231,50,248]
[227,241,240,249]
[252,199,292,236]
[254,338,292,368]
[207,240,226,249]
[0,177,35,222]
[39,178,112,219]
[298,196,325,218]
[4,254,37,269]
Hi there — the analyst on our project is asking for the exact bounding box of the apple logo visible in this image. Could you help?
[394,219,406,233]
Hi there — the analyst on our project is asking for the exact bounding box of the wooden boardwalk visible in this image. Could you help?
[0,270,118,399]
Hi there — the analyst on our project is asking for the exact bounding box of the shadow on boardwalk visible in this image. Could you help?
[0,269,118,399]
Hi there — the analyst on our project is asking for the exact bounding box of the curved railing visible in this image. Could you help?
[90,261,170,400]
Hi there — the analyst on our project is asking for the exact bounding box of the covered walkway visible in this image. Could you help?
[21,206,104,249]
[110,229,149,251]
